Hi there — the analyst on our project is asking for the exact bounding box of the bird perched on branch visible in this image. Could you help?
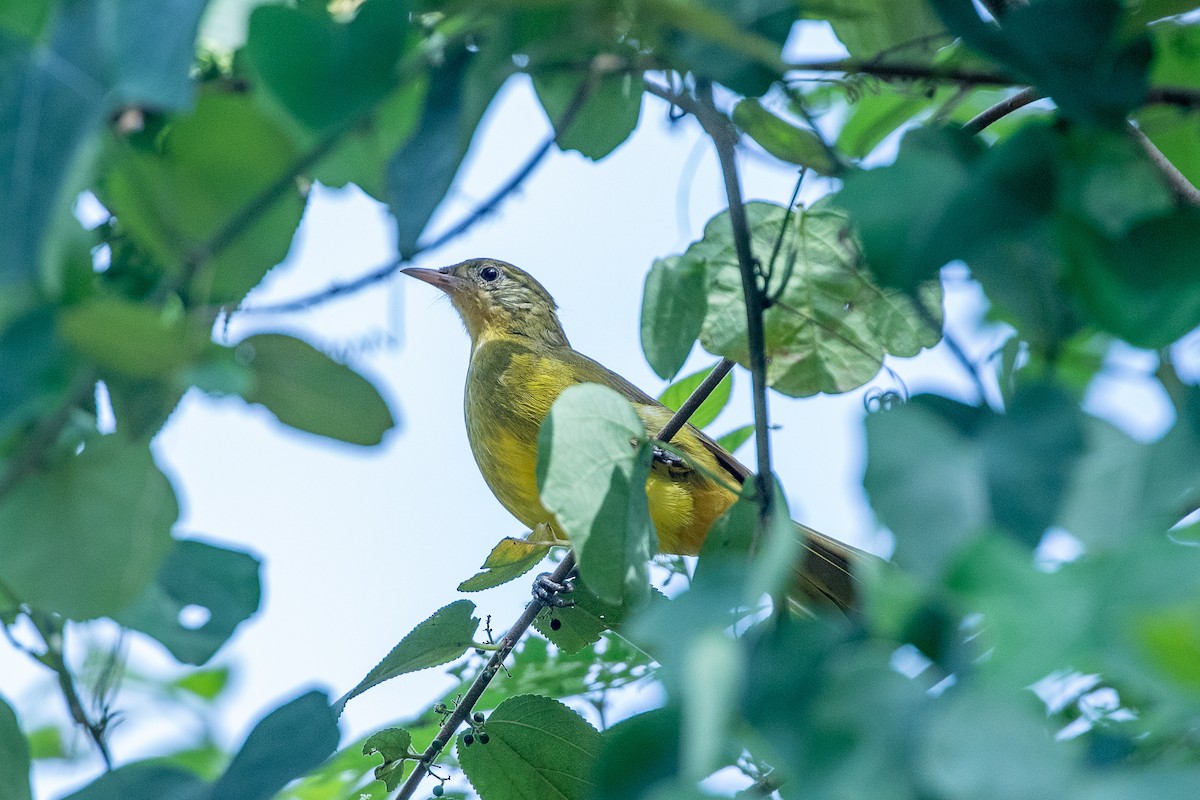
[403,258,859,612]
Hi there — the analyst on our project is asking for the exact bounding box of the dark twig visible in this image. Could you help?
[395,344,738,800]
[655,359,735,443]
[962,86,1041,134]
[395,551,576,800]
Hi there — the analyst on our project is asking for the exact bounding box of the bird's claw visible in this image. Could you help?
[532,571,575,607]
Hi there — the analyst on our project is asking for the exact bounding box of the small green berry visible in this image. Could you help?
[431,738,444,750]
[550,618,562,630]
[473,712,484,723]
[474,648,485,656]
[463,733,475,746]
[479,732,490,744]
[433,785,444,797]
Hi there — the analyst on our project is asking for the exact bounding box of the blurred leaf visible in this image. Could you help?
[64,764,203,800]
[0,307,73,441]
[836,86,949,159]
[592,708,681,800]
[835,125,983,293]
[714,424,754,454]
[0,695,31,800]
[982,382,1086,546]
[693,200,941,396]
[457,694,601,800]
[864,396,990,578]
[0,435,177,619]
[235,333,395,446]
[211,691,339,800]
[666,0,794,96]
[1069,207,1200,348]
[104,92,306,304]
[928,0,1151,125]
[0,0,206,286]
[25,725,66,761]
[387,45,509,257]
[919,689,1078,800]
[458,537,551,592]
[533,69,642,160]
[116,538,262,665]
[680,631,741,779]
[537,384,655,604]
[0,2,50,38]
[733,99,836,173]
[248,0,413,132]
[533,579,630,654]
[336,600,481,714]
[173,666,232,702]
[811,0,948,59]
[59,298,210,380]
[1135,21,1200,189]
[641,256,706,380]
[313,78,427,198]
[657,364,732,431]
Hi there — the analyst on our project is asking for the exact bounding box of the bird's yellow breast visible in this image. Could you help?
[464,336,739,555]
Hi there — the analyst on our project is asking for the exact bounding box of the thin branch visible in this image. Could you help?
[962,86,1042,134]
[395,551,575,800]
[1131,124,1200,206]
[395,348,739,800]
[240,62,600,316]
[651,79,775,514]
[655,359,735,443]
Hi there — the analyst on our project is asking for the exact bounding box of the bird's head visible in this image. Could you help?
[402,259,570,348]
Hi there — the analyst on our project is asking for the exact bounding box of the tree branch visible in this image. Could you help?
[655,359,735,443]
[962,86,1042,134]
[1131,124,1200,206]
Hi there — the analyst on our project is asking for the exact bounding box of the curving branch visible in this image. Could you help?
[962,86,1042,134]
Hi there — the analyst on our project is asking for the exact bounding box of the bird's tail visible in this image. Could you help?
[793,523,863,614]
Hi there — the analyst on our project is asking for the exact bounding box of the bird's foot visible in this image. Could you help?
[532,571,575,607]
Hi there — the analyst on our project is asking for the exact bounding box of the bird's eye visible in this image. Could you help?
[480,266,500,283]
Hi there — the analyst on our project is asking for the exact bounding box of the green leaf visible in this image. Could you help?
[0,306,73,441]
[640,256,707,380]
[666,0,794,96]
[714,424,754,454]
[533,579,630,654]
[657,364,732,431]
[63,764,203,800]
[173,666,232,702]
[387,45,509,257]
[928,0,1151,125]
[1069,207,1200,348]
[533,69,642,160]
[211,691,340,800]
[732,99,836,174]
[362,727,417,792]
[919,689,1077,800]
[864,396,990,579]
[104,92,306,305]
[59,299,210,380]
[457,695,601,800]
[836,86,949,160]
[0,0,207,286]
[0,435,177,618]
[115,538,262,666]
[0,696,31,800]
[458,537,551,592]
[248,0,413,132]
[592,708,681,800]
[680,631,742,779]
[537,384,655,604]
[692,200,941,396]
[835,126,984,293]
[235,333,395,446]
[336,600,481,714]
[981,382,1086,546]
[813,0,948,59]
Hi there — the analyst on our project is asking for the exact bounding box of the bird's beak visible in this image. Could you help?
[401,267,467,294]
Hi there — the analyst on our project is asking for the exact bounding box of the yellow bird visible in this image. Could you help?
[403,258,859,611]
